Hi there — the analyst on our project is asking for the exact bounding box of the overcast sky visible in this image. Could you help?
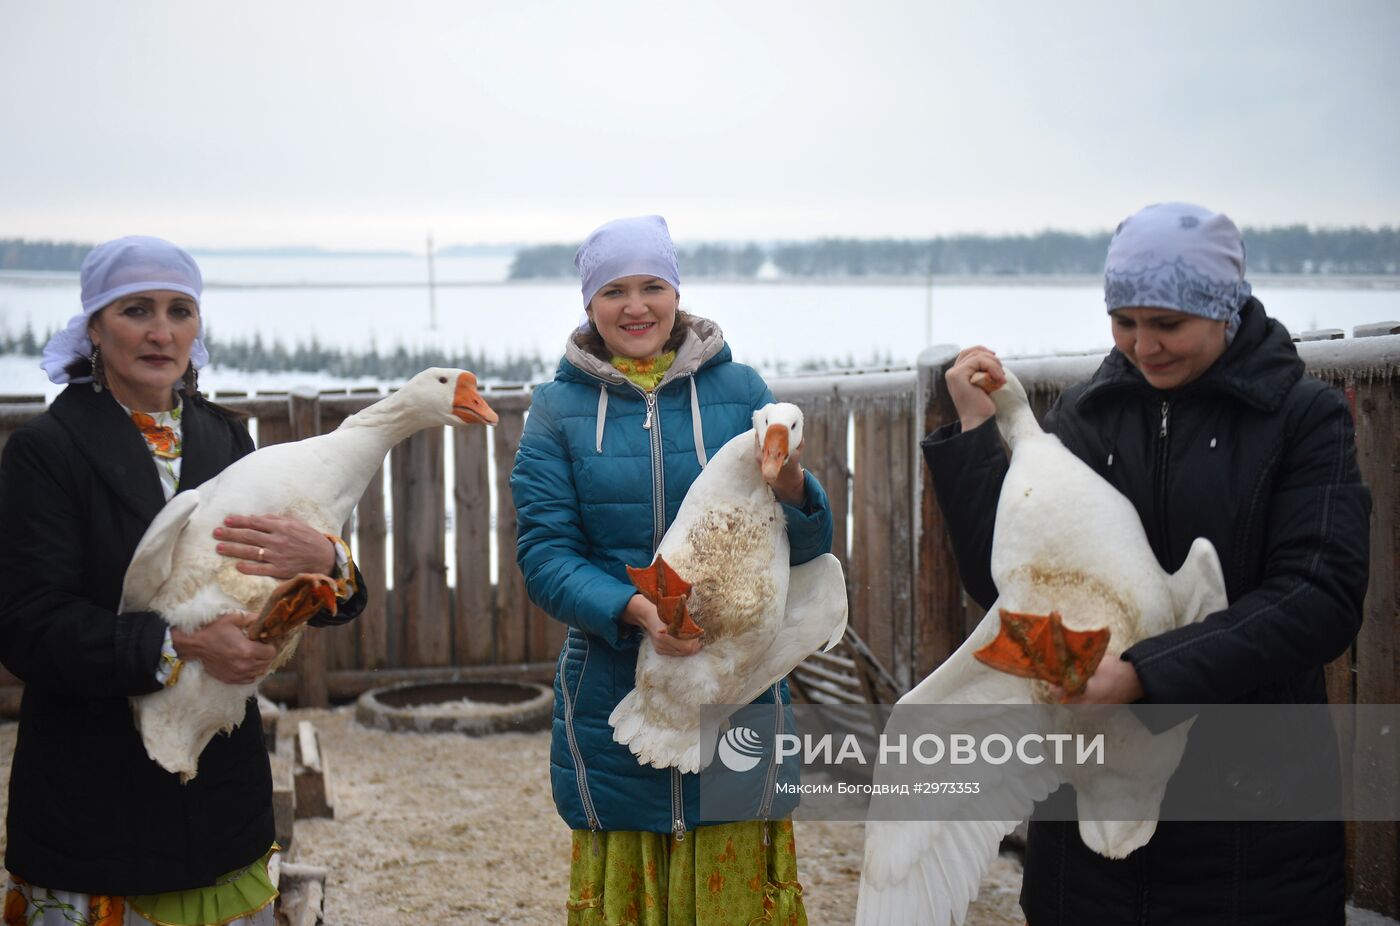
[2,0,1397,249]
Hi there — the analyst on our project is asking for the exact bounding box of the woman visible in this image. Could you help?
[0,236,365,925]
[511,215,835,924]
[923,203,1370,924]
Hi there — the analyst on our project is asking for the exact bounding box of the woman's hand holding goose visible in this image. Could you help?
[947,346,1006,432]
[621,594,703,657]
[214,513,336,579]
[170,610,276,686]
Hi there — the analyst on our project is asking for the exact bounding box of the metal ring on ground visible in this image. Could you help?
[354,680,554,735]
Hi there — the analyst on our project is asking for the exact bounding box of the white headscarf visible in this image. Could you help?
[574,215,681,309]
[1104,202,1252,342]
[41,236,209,384]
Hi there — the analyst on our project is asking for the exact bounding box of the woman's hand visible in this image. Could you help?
[1051,657,1145,705]
[947,346,1006,432]
[171,610,277,685]
[215,514,336,580]
[767,439,807,507]
[621,594,702,658]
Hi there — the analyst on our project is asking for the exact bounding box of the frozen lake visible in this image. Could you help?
[1,255,1397,398]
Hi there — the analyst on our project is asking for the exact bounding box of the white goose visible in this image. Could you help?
[609,402,848,774]
[121,368,498,781]
[855,369,1228,926]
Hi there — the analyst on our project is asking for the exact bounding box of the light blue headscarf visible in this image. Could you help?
[574,215,681,308]
[1104,202,1252,342]
[41,236,208,383]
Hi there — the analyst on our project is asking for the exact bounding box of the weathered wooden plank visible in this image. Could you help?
[453,425,494,664]
[288,391,329,709]
[1350,376,1399,916]
[355,465,389,669]
[492,409,530,663]
[914,346,966,683]
[316,402,359,674]
[392,428,450,667]
[799,395,850,573]
[852,399,897,673]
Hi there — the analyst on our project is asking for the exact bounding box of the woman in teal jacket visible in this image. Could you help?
[511,215,834,924]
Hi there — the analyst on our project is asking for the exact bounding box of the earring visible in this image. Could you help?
[182,363,199,395]
[90,345,106,393]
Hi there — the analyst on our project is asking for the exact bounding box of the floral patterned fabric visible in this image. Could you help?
[3,845,276,926]
[611,352,678,393]
[567,820,806,926]
[125,404,183,500]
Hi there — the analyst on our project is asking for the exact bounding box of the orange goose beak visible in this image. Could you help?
[453,372,499,425]
[761,424,790,483]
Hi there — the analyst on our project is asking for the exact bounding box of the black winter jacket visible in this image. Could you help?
[0,385,365,894]
[922,301,1370,925]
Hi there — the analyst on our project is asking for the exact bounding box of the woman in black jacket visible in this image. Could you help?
[923,203,1370,925]
[0,237,364,926]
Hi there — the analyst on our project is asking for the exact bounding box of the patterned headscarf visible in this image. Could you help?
[574,215,681,309]
[41,236,208,384]
[1104,202,1251,342]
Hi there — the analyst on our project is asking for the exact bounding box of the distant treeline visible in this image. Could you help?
[511,226,1400,278]
[6,227,1397,276]
[0,324,551,384]
[0,240,92,272]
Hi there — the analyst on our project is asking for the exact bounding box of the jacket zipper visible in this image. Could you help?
[671,766,686,841]
[558,639,601,835]
[638,385,682,838]
[640,389,667,552]
[1155,400,1171,554]
[759,683,783,842]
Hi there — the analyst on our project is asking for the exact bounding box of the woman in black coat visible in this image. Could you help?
[922,203,1370,925]
[0,237,364,925]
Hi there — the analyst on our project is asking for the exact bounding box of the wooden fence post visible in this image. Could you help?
[492,405,531,663]
[288,389,329,709]
[454,424,493,663]
[913,345,965,682]
[393,427,450,667]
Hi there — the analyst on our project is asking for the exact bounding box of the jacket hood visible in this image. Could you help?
[1077,298,1305,413]
[556,314,729,390]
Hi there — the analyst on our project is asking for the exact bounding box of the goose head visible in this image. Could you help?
[398,367,500,428]
[752,402,804,483]
[972,368,1039,449]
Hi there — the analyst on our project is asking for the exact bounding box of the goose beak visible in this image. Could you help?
[973,608,1111,699]
[761,424,790,482]
[453,372,499,425]
[969,371,1002,394]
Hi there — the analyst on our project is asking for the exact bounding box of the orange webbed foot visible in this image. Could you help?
[626,555,703,640]
[973,608,1110,698]
[246,573,338,645]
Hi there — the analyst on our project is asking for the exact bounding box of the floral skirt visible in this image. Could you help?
[3,848,277,926]
[567,820,806,926]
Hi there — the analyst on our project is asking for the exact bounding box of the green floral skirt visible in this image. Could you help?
[567,820,806,926]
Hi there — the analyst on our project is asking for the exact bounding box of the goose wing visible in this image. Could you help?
[119,488,202,612]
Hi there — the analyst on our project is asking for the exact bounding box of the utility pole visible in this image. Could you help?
[426,232,438,330]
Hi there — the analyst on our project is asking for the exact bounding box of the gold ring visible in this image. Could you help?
[258,547,266,562]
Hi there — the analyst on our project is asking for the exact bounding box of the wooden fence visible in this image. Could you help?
[0,325,1396,912]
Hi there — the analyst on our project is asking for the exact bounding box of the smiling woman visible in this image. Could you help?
[0,237,367,926]
[511,215,835,925]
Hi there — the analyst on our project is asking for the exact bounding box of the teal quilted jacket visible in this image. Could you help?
[510,316,833,834]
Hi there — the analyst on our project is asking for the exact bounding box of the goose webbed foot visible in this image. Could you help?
[973,608,1110,699]
[246,573,338,644]
[626,555,704,640]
